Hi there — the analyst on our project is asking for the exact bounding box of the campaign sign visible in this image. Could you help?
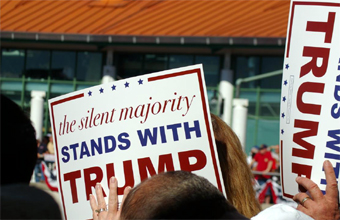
[280,0,340,199]
[49,64,225,219]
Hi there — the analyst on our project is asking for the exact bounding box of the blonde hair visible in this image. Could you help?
[211,114,261,218]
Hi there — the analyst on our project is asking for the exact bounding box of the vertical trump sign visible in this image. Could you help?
[49,64,225,219]
[280,0,340,199]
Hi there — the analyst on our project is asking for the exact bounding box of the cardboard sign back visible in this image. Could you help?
[280,0,340,200]
[49,64,225,219]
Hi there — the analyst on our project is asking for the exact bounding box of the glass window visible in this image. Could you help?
[76,52,102,82]
[257,119,280,146]
[259,102,280,117]
[51,51,76,80]
[144,54,167,74]
[245,118,256,153]
[50,92,67,99]
[22,91,32,115]
[25,50,50,79]
[259,92,281,117]
[247,102,257,117]
[169,55,193,69]
[234,56,283,89]
[234,56,260,88]
[195,56,220,87]
[260,57,283,89]
[116,54,143,79]
[0,49,25,78]
[114,53,220,87]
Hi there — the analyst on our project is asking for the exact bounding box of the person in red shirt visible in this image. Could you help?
[249,144,274,204]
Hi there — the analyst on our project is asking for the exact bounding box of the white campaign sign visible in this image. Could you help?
[49,64,225,219]
[280,0,340,200]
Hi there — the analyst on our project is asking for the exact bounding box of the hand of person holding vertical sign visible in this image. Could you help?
[293,160,340,220]
[90,177,131,220]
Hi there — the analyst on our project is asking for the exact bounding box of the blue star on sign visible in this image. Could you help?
[124,82,129,88]
[99,88,104,93]
[281,129,284,134]
[138,79,143,85]
[282,96,286,102]
[285,64,289,69]
[284,80,288,86]
[88,91,92,96]
[111,84,116,91]
[281,113,285,118]
[338,58,340,70]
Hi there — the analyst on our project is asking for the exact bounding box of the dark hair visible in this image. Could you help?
[0,94,37,185]
[121,171,247,219]
[259,144,268,149]
[41,135,49,145]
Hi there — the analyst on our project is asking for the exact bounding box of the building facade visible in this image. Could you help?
[0,0,290,154]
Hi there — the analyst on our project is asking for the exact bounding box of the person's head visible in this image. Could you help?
[41,135,49,145]
[121,171,248,219]
[0,94,37,185]
[258,144,268,154]
[210,114,261,218]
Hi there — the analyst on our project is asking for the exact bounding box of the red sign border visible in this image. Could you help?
[50,93,84,220]
[283,0,340,199]
[286,1,340,58]
[50,68,223,219]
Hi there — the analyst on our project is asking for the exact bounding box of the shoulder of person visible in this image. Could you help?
[266,151,273,157]
[1,184,61,219]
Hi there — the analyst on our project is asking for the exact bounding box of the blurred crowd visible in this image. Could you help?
[34,134,56,184]
[247,144,286,205]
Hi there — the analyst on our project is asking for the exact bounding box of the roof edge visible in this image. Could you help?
[0,32,286,47]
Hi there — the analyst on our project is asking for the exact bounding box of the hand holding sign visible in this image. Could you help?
[293,160,340,220]
[90,177,131,220]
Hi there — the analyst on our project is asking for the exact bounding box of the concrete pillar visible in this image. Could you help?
[102,50,116,84]
[219,69,234,125]
[232,98,249,151]
[30,91,46,141]
[102,65,116,84]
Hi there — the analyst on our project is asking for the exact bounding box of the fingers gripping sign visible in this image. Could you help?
[293,160,340,220]
[90,177,131,220]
